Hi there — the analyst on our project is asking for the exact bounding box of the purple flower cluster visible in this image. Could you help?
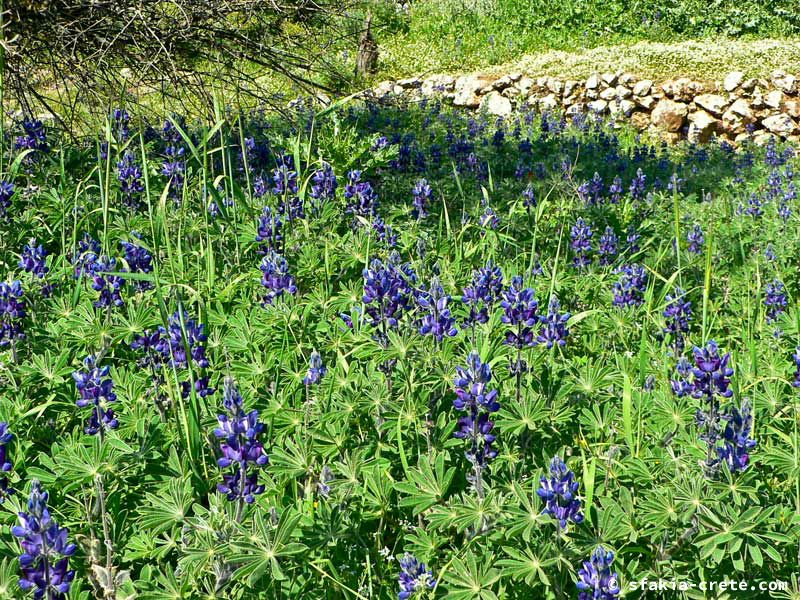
[717,401,757,472]
[500,276,538,349]
[687,224,704,255]
[792,347,800,388]
[89,256,125,309]
[598,226,618,266]
[663,288,692,353]
[537,296,570,348]
[15,119,49,156]
[117,151,144,208]
[0,423,13,502]
[571,218,593,269]
[344,170,377,219]
[19,240,49,279]
[411,178,432,219]
[0,181,14,219]
[576,546,620,600]
[72,355,119,436]
[612,264,647,308]
[12,481,76,600]
[259,250,298,305]
[764,279,788,323]
[398,553,435,599]
[537,456,584,531]
[462,261,504,326]
[309,163,338,213]
[671,341,750,475]
[416,277,458,341]
[120,236,153,291]
[362,255,416,341]
[303,350,326,386]
[0,281,26,348]
[255,207,284,254]
[213,377,269,504]
[453,352,500,487]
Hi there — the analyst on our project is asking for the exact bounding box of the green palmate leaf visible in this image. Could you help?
[442,552,500,600]
[396,452,455,515]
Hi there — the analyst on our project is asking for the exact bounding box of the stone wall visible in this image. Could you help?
[369,70,800,144]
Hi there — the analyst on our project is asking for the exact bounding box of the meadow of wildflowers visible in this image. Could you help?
[0,99,797,599]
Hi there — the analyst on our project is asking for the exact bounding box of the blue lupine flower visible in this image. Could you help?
[598,226,618,266]
[255,207,283,254]
[19,239,48,279]
[537,456,584,531]
[764,279,788,323]
[0,181,14,219]
[260,250,298,305]
[162,145,186,199]
[89,256,125,309]
[0,281,26,348]
[792,347,800,388]
[112,108,130,141]
[72,355,119,436]
[416,276,458,341]
[309,163,338,212]
[625,225,641,254]
[663,288,692,353]
[72,233,102,279]
[453,352,500,490]
[745,193,763,218]
[462,261,504,326]
[479,205,499,231]
[537,296,570,348]
[362,254,416,342]
[344,170,377,219]
[687,224,704,254]
[12,481,76,600]
[717,401,757,472]
[571,218,593,269]
[500,276,538,349]
[398,553,435,600]
[609,176,623,204]
[14,119,49,158]
[576,546,620,600]
[629,168,647,200]
[522,183,536,212]
[411,178,432,219]
[117,151,144,208]
[213,377,269,504]
[120,235,153,291]
[272,155,299,196]
[612,264,647,308]
[0,423,13,502]
[372,214,397,247]
[303,350,326,386]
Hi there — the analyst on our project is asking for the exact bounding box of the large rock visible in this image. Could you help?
[772,70,797,94]
[587,99,608,114]
[688,110,719,142]
[785,99,800,118]
[630,111,651,130]
[453,74,493,107]
[762,114,798,136]
[765,90,784,109]
[651,99,688,132]
[633,79,653,96]
[723,71,744,92]
[694,94,728,116]
[722,98,754,134]
[480,91,512,117]
[421,74,455,96]
[585,74,601,90]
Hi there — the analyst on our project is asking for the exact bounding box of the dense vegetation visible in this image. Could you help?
[0,99,798,598]
[377,0,800,77]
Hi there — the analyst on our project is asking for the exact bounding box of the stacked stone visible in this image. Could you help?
[369,69,800,145]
